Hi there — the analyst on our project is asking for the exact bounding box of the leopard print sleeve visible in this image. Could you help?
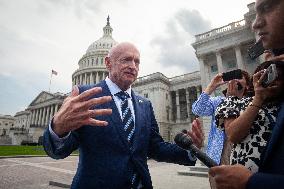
[215,96,241,130]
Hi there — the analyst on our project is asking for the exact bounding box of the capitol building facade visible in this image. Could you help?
[0,2,262,146]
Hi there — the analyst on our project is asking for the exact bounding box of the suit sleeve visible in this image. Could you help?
[43,126,80,159]
[246,172,284,189]
[147,102,196,166]
[43,84,94,159]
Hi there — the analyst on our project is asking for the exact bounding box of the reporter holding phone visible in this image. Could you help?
[214,62,284,172]
[210,0,284,188]
[214,71,262,167]
[211,61,284,189]
[192,70,251,189]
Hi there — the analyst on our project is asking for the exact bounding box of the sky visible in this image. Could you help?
[0,0,253,115]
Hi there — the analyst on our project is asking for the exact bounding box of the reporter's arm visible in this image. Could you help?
[192,73,225,116]
[224,97,263,143]
[192,93,223,116]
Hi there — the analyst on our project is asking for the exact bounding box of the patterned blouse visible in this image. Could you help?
[215,96,280,173]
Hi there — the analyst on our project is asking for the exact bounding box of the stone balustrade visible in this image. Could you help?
[195,19,246,42]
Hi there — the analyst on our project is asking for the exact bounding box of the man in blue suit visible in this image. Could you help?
[43,42,204,189]
[209,0,284,188]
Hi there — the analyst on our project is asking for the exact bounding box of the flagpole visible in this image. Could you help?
[49,71,53,93]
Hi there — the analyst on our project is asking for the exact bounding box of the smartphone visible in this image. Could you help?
[222,69,242,81]
[248,40,265,60]
[261,64,278,88]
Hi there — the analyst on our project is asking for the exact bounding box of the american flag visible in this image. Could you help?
[52,69,58,75]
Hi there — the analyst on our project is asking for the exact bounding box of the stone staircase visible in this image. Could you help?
[178,165,209,178]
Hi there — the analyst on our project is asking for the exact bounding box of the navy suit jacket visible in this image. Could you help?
[43,80,195,189]
[247,101,284,189]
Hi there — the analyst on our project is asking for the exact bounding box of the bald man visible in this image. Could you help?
[43,42,204,189]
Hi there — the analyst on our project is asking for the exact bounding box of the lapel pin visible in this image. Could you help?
[139,99,143,103]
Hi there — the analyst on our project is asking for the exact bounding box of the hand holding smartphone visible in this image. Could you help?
[261,64,278,87]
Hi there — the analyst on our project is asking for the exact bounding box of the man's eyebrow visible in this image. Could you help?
[256,0,280,11]
[255,0,266,11]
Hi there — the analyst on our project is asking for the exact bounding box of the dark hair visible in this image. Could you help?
[221,70,253,97]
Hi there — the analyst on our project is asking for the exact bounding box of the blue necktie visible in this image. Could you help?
[115,91,139,188]
[115,91,135,143]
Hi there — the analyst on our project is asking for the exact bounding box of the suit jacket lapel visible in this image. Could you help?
[262,101,284,164]
[131,90,144,149]
[100,81,130,149]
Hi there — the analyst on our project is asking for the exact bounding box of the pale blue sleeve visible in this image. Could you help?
[192,92,223,116]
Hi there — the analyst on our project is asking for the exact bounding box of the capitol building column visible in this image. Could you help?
[84,73,87,85]
[35,109,39,126]
[216,50,224,73]
[80,75,83,85]
[38,108,43,126]
[41,107,46,126]
[235,45,244,70]
[55,104,59,114]
[49,105,54,121]
[103,72,106,80]
[185,88,191,122]
[96,72,99,84]
[196,86,201,97]
[86,73,89,85]
[87,73,90,85]
[73,77,76,85]
[31,110,36,125]
[175,90,181,123]
[90,73,94,84]
[46,106,50,125]
[77,76,80,85]
[198,56,208,90]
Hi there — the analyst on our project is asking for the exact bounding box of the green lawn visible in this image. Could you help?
[0,145,78,156]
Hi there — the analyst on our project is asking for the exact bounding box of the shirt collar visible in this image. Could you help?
[105,77,132,97]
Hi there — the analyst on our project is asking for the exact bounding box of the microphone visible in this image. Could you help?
[174,133,218,168]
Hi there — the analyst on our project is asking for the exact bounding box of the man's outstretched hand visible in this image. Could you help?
[187,118,204,149]
[52,86,112,136]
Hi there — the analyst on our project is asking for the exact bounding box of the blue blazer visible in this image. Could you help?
[43,80,195,189]
[247,101,284,189]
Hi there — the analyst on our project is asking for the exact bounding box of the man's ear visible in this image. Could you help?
[105,57,111,70]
